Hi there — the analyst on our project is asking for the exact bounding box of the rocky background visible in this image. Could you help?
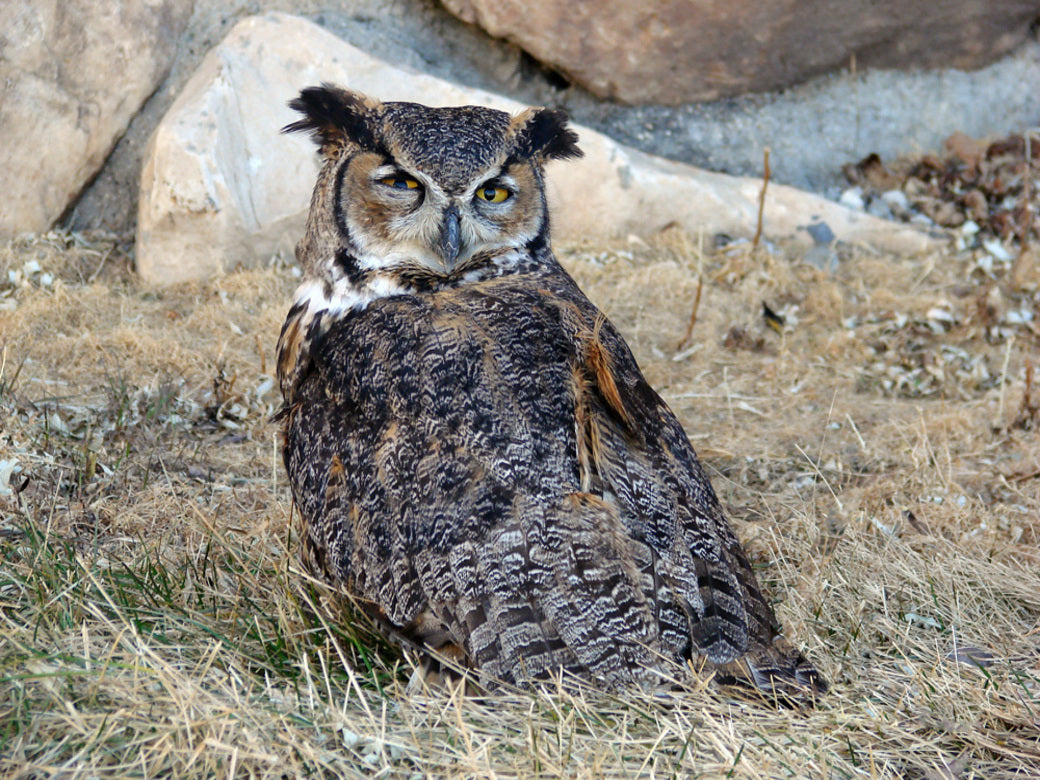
[2,0,1039,282]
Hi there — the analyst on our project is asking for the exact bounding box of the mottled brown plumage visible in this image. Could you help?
[276,85,825,699]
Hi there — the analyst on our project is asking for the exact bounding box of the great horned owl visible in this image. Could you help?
[276,85,825,698]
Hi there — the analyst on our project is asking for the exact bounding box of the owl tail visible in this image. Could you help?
[712,635,828,705]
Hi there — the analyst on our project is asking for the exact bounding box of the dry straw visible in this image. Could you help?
[1,230,1038,777]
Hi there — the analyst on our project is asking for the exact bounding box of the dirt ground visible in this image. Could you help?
[1,226,1039,777]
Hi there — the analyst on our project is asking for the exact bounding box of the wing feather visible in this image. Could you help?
[555,275,823,694]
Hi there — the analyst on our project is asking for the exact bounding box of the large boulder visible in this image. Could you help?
[440,0,1040,105]
[137,12,935,286]
[0,0,193,236]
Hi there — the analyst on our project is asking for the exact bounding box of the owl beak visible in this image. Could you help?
[439,205,461,267]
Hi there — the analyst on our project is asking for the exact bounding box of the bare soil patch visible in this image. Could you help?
[1,228,1038,777]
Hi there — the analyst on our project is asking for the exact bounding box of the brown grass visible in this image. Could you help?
[1,229,1038,778]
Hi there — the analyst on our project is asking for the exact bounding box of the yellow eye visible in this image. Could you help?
[379,176,420,190]
[476,186,511,203]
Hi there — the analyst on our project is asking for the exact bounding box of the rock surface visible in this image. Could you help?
[64,1,1040,234]
[441,0,1040,104]
[0,0,193,236]
[137,13,937,286]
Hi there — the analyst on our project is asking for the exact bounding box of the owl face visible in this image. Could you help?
[284,86,582,309]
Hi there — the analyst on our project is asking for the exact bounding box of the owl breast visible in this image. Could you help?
[286,273,586,585]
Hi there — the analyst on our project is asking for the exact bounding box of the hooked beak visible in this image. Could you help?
[439,205,461,267]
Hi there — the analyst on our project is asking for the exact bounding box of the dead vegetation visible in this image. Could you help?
[843,130,1040,293]
[1,225,1038,777]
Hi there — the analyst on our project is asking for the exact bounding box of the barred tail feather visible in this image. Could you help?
[714,635,828,704]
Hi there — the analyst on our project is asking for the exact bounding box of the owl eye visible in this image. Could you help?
[379,176,420,190]
[476,185,511,203]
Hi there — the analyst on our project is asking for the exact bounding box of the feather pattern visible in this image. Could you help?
[278,85,825,700]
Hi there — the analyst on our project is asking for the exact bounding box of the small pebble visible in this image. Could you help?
[881,189,910,216]
[866,197,893,220]
[839,187,865,211]
[805,220,835,246]
[982,238,1012,262]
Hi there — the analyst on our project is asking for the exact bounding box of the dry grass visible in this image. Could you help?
[1,229,1038,778]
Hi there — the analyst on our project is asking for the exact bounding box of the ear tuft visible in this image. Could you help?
[283,84,382,157]
[516,107,583,162]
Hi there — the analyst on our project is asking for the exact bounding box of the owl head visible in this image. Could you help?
[284,84,583,304]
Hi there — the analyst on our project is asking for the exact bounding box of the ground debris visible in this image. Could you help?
[843,131,1040,281]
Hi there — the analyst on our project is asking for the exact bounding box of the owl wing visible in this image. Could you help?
[553,275,824,697]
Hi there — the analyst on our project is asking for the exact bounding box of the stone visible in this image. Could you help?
[0,0,193,236]
[839,188,866,212]
[805,222,836,247]
[440,0,1040,104]
[137,12,937,286]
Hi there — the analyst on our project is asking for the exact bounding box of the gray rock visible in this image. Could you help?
[440,0,1040,104]
[0,0,192,236]
[881,190,912,219]
[63,1,1040,235]
[866,198,894,220]
[839,187,866,212]
[137,13,938,285]
[805,221,836,246]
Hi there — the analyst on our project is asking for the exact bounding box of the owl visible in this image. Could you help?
[276,85,825,699]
